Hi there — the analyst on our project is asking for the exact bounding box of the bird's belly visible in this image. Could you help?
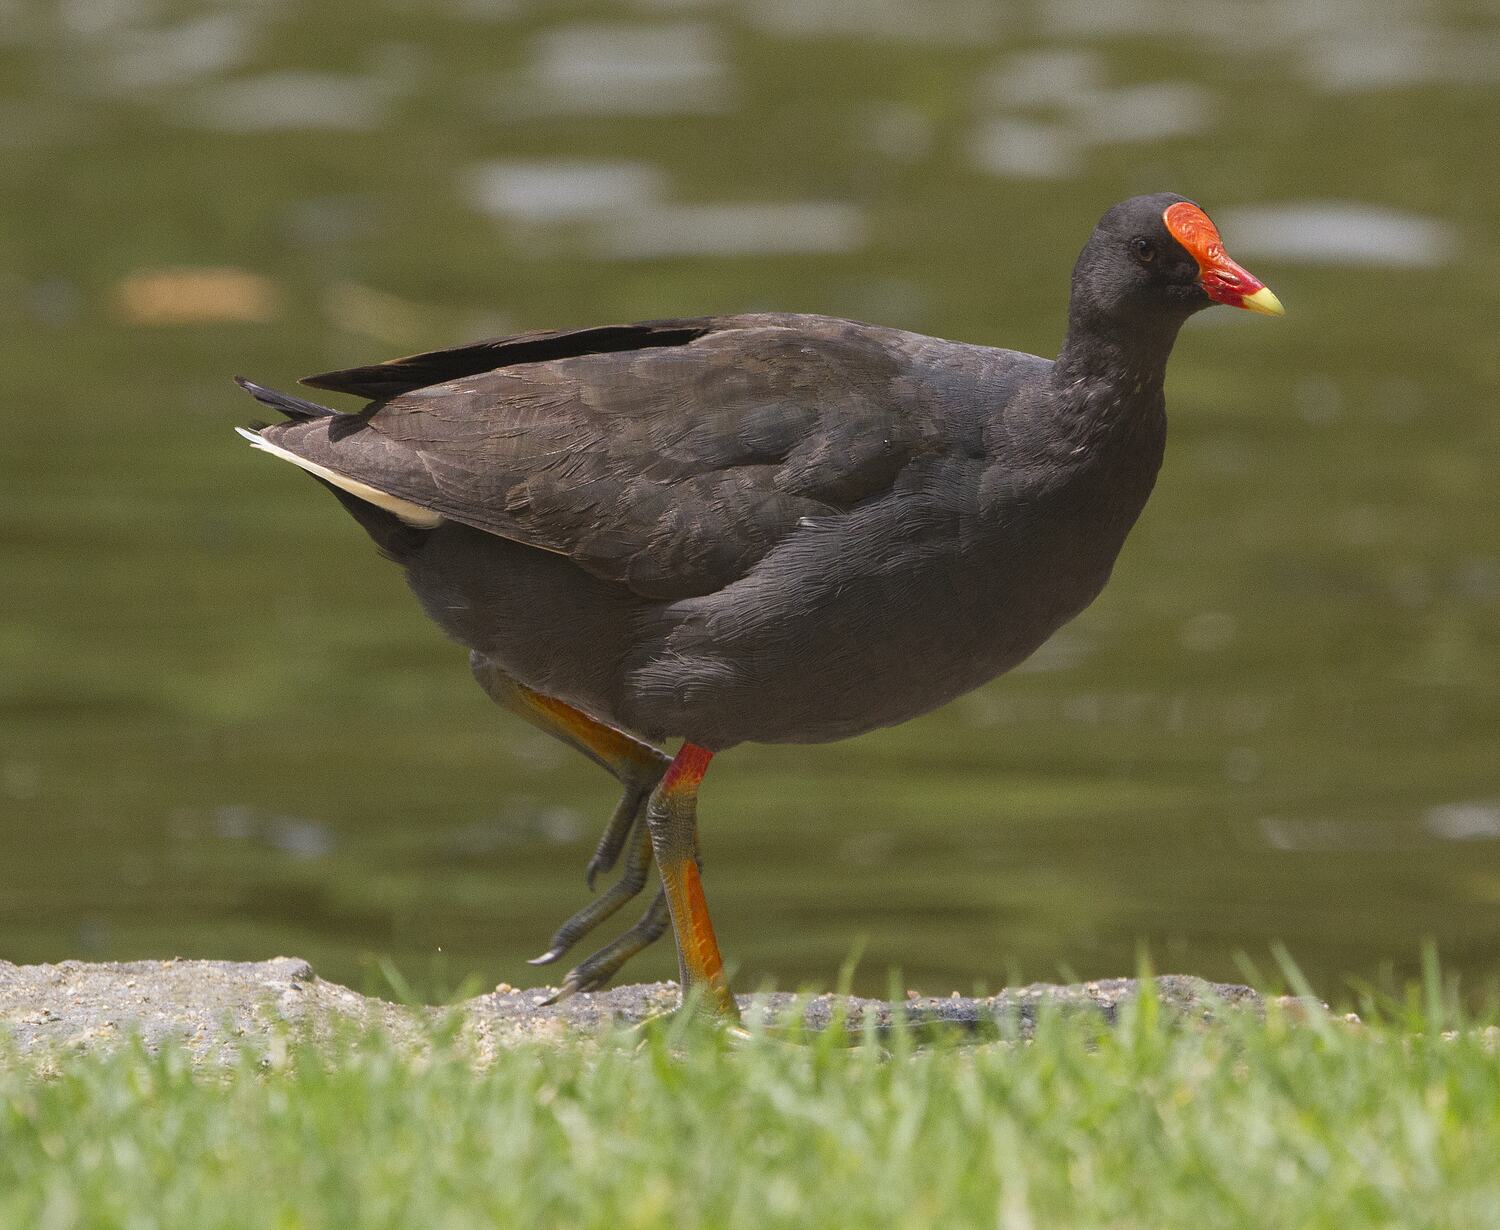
[399,523,653,726]
[623,529,1111,748]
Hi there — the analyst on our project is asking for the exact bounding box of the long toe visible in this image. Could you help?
[585,785,649,891]
[532,822,654,965]
[541,891,671,1003]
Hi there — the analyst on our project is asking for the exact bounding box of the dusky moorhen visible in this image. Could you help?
[237,193,1282,1020]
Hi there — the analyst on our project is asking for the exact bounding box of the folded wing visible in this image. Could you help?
[256,316,935,600]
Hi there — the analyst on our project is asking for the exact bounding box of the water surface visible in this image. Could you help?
[2,0,1498,1000]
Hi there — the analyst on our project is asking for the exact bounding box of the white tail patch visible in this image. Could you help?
[235,427,444,529]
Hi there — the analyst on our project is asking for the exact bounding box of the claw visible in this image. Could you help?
[536,890,671,1001]
[527,947,566,966]
[539,975,582,1007]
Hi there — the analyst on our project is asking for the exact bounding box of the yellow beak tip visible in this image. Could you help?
[1242,286,1285,317]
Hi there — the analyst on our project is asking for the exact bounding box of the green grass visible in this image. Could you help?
[4,985,1500,1229]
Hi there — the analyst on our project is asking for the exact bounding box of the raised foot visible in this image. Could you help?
[584,778,657,890]
[540,892,670,1003]
[530,819,659,970]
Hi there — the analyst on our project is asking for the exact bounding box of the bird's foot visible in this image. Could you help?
[628,982,748,1044]
[583,775,659,890]
[539,891,670,1003]
[528,823,658,969]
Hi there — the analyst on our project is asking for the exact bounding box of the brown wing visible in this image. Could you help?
[265,315,936,599]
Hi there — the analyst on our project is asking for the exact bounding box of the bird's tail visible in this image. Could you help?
[233,376,339,422]
[233,376,438,562]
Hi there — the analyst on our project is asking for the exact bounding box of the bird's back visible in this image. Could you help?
[244,312,1158,748]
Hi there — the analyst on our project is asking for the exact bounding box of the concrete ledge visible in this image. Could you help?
[1,958,1284,1064]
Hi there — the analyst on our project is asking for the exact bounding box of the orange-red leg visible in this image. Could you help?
[470,652,668,885]
[645,744,739,1021]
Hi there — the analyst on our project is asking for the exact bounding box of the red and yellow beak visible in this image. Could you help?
[1164,201,1284,317]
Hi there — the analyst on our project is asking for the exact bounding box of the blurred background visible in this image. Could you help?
[2,0,1497,1002]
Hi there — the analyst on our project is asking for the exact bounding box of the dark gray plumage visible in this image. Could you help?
[238,193,1282,1004]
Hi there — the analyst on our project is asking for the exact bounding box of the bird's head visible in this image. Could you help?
[1073,193,1284,327]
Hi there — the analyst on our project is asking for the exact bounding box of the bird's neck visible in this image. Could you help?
[1054,301,1182,393]
[1045,307,1180,448]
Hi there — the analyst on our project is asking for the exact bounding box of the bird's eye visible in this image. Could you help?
[1131,237,1156,264]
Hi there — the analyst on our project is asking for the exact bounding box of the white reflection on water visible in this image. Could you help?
[213,806,333,861]
[185,72,391,132]
[746,0,1000,45]
[1043,0,1409,48]
[1304,28,1500,92]
[977,49,1105,107]
[447,0,521,18]
[1041,0,1183,39]
[1005,627,1093,676]
[1425,803,1500,842]
[459,160,861,259]
[99,12,254,91]
[444,807,584,855]
[1218,203,1457,268]
[984,56,1214,143]
[511,22,731,115]
[1035,0,1497,92]
[968,118,1082,180]
[465,160,668,222]
[970,53,1215,179]
[57,0,150,38]
[1077,82,1214,143]
[1257,816,1414,852]
[597,201,867,258]
[1259,803,1500,851]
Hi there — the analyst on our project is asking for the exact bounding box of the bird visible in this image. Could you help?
[236,193,1282,1023]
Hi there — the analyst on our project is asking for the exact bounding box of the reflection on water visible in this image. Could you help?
[1257,806,1500,853]
[1,0,1497,1001]
[1425,802,1500,843]
[969,53,1217,178]
[187,73,393,132]
[464,157,865,257]
[95,12,252,92]
[598,201,867,259]
[465,160,667,222]
[513,23,732,115]
[746,0,1001,45]
[1220,204,1457,268]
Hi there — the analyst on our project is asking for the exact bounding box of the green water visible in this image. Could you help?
[3,1,1498,1000]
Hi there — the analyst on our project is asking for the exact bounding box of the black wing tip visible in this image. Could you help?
[233,375,339,421]
[298,321,716,400]
[299,369,359,393]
